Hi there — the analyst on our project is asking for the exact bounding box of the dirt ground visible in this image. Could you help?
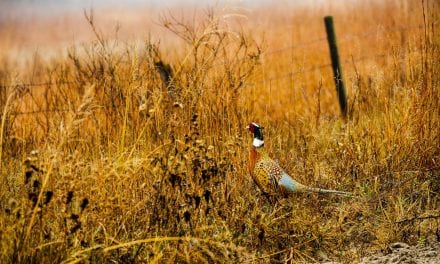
[360,240,440,264]
[320,238,440,264]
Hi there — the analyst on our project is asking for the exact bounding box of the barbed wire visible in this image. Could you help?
[262,24,425,57]
[263,37,327,57]
[9,109,71,116]
[2,49,421,116]
[9,104,120,116]
[0,23,425,90]
[248,48,422,86]
[0,80,77,89]
[1,24,428,116]
[0,48,420,94]
[205,23,426,69]
[339,24,424,42]
[249,63,331,86]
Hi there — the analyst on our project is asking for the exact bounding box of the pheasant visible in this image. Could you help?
[247,122,352,197]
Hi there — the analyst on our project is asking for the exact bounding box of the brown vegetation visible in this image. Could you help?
[0,0,439,262]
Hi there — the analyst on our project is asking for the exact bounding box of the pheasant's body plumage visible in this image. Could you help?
[247,122,352,197]
[250,146,308,195]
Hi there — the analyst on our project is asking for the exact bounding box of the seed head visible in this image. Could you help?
[44,191,53,205]
[66,191,74,204]
[80,198,89,211]
[183,211,191,222]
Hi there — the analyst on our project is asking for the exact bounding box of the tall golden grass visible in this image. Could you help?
[0,0,439,262]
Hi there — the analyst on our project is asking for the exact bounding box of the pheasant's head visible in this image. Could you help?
[247,122,264,148]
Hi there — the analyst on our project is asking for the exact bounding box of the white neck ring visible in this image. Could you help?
[253,138,264,148]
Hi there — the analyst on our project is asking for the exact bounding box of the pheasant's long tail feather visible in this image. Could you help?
[305,187,353,197]
[277,172,353,196]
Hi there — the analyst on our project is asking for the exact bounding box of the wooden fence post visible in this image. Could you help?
[324,16,347,118]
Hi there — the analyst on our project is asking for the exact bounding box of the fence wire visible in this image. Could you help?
[248,47,423,85]
[0,24,427,116]
[9,109,71,116]
[0,81,77,89]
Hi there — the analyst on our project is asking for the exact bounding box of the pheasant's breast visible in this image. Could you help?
[253,157,284,194]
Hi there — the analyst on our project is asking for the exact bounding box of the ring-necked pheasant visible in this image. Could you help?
[247,122,352,197]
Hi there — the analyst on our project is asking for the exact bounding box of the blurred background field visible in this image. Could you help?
[0,0,438,263]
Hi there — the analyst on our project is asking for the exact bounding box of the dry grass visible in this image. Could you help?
[0,0,439,263]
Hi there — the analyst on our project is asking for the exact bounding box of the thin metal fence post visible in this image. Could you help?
[324,16,348,118]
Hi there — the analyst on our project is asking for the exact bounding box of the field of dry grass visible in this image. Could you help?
[0,0,439,263]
